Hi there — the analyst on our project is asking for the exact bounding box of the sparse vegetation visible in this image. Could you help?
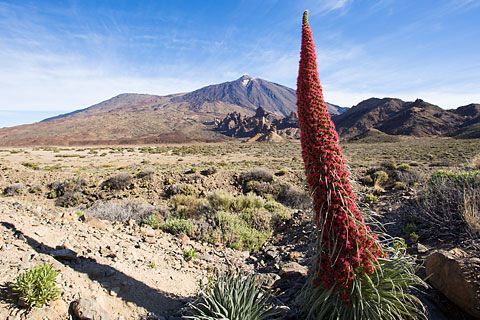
[11,264,61,309]
[47,178,87,207]
[21,162,40,170]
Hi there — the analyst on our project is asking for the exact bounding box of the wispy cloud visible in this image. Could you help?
[309,0,352,15]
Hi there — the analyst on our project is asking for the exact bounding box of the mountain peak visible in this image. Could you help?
[238,74,254,80]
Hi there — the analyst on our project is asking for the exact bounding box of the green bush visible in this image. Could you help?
[11,264,61,308]
[207,190,234,211]
[373,170,389,186]
[232,193,265,212]
[183,248,197,261]
[171,195,209,218]
[404,223,419,243]
[215,211,270,252]
[141,213,163,229]
[365,193,379,203]
[185,274,281,320]
[162,217,194,236]
[264,200,292,221]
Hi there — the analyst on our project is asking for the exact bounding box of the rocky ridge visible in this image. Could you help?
[214,107,301,141]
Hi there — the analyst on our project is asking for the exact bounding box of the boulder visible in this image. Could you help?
[279,262,308,278]
[425,248,480,318]
[70,296,111,320]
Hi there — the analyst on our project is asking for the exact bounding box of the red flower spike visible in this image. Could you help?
[296,10,384,299]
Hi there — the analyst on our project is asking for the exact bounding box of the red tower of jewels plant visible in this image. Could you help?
[297,11,384,300]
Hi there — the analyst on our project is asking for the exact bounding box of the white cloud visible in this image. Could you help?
[309,0,352,15]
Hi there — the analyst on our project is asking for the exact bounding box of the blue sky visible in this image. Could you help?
[1,0,479,127]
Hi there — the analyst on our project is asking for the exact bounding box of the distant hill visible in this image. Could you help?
[1,76,478,146]
[333,98,479,140]
[0,75,342,146]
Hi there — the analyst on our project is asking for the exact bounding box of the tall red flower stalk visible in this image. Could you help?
[297,11,384,301]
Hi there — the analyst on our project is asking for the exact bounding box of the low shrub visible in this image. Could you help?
[100,173,133,191]
[239,168,274,185]
[392,170,422,187]
[21,162,40,170]
[239,208,273,232]
[373,170,389,188]
[264,200,292,221]
[393,181,408,190]
[418,170,480,236]
[185,274,280,320]
[206,190,234,211]
[244,180,275,195]
[3,183,23,197]
[87,200,157,222]
[141,212,164,229]
[170,195,209,218]
[397,163,411,171]
[11,264,61,308]
[275,183,310,209]
[200,167,217,176]
[162,217,194,236]
[359,175,374,186]
[164,183,198,198]
[47,178,87,200]
[214,211,270,252]
[183,248,197,261]
[404,223,419,243]
[136,168,155,180]
[231,193,265,212]
[55,191,82,208]
[365,193,379,203]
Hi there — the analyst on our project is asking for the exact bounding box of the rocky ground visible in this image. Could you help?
[0,198,256,319]
[0,139,479,319]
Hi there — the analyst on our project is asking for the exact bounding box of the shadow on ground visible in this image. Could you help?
[1,221,188,318]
